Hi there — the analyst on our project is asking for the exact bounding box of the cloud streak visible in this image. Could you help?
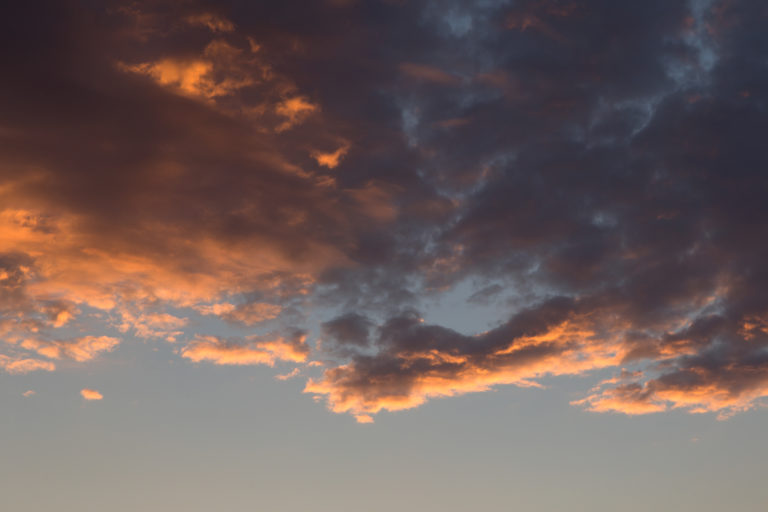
[181,331,309,367]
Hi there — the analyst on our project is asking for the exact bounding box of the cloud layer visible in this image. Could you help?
[2,0,768,422]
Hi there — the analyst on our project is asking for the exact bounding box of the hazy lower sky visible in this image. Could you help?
[2,1,768,510]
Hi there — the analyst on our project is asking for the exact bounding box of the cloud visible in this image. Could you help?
[466,284,503,305]
[276,367,301,380]
[116,311,187,341]
[2,0,768,425]
[307,299,626,420]
[575,351,768,420]
[122,59,215,97]
[185,12,236,33]
[226,302,283,326]
[0,1,379,362]
[21,336,120,362]
[312,143,350,169]
[321,313,373,351]
[275,96,319,131]
[0,355,55,375]
[194,300,282,325]
[181,331,309,367]
[81,389,104,401]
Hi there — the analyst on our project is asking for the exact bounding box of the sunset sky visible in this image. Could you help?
[2,1,768,510]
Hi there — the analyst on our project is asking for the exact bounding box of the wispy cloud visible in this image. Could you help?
[181,332,309,367]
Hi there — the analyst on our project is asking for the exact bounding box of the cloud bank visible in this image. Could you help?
[2,0,768,422]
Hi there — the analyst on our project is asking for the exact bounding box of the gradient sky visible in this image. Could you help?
[2,1,768,510]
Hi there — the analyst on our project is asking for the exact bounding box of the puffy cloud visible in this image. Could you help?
[81,389,104,401]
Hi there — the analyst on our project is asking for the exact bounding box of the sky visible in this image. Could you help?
[2,0,768,510]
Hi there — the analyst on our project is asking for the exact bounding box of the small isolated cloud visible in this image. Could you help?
[354,414,374,424]
[80,388,103,401]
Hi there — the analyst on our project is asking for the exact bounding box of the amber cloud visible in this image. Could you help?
[80,389,104,401]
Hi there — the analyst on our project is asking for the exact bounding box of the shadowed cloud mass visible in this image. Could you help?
[1,0,768,422]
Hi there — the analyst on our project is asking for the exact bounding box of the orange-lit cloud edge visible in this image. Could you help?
[303,305,768,422]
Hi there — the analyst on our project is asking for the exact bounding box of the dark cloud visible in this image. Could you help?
[321,313,374,352]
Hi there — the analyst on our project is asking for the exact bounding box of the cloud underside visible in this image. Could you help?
[2,0,768,422]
